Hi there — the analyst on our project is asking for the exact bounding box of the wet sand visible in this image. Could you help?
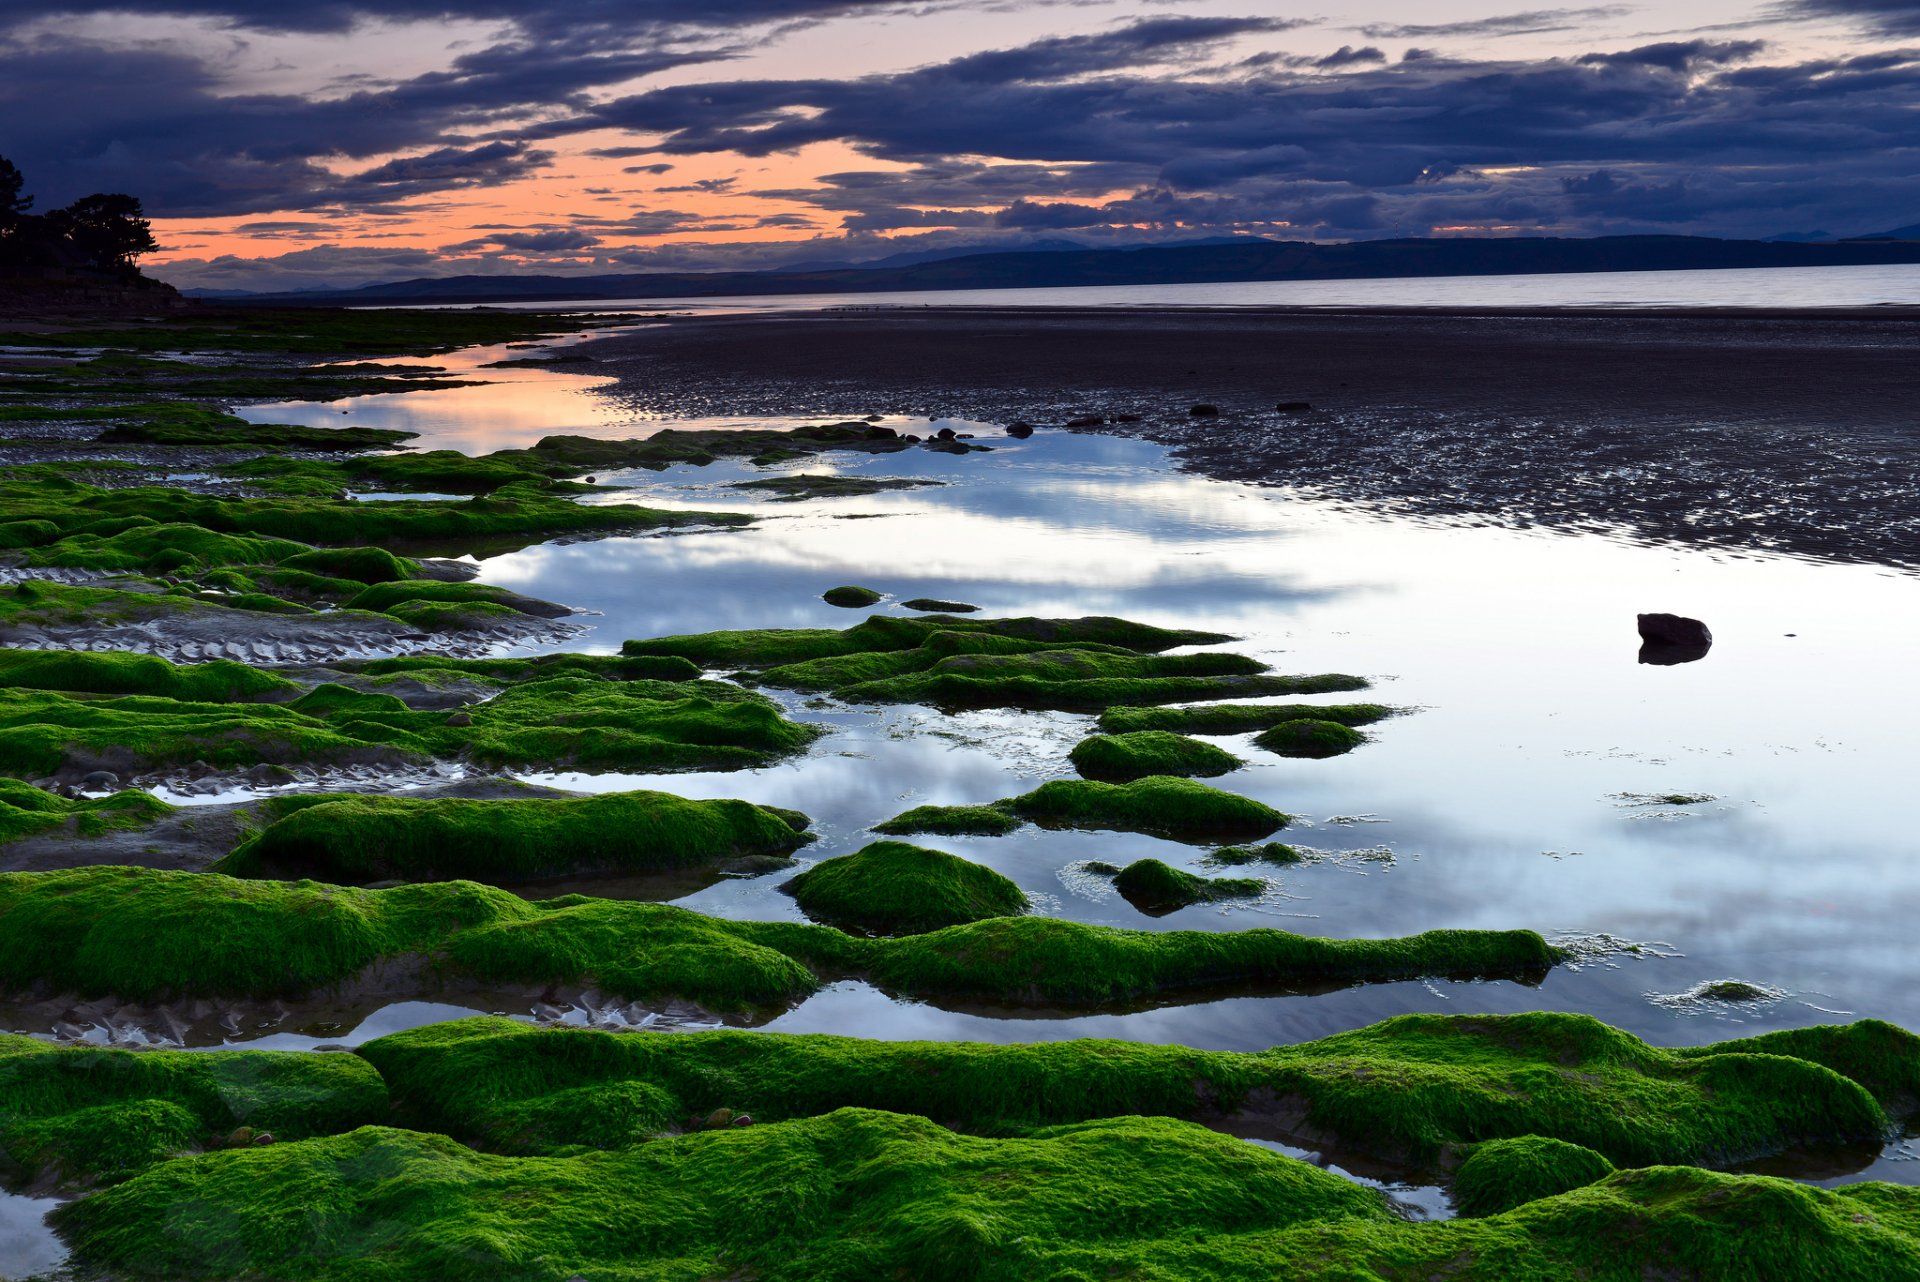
[581,306,1920,568]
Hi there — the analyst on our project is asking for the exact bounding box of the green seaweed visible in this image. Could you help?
[1453,1136,1617,1217]
[786,841,1028,935]
[0,647,296,701]
[0,779,172,845]
[822,584,884,607]
[900,598,979,613]
[217,791,813,885]
[1006,776,1288,843]
[871,803,1026,838]
[1069,730,1243,781]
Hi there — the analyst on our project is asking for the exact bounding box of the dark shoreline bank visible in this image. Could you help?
[580,306,1920,569]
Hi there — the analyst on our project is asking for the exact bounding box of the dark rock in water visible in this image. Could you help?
[446,711,474,727]
[1638,613,1712,647]
[864,414,884,422]
[901,598,979,614]
[81,770,119,790]
[1005,422,1035,438]
[904,434,922,443]
[1639,642,1712,666]
[823,585,884,608]
[866,424,899,440]
[1189,404,1220,417]
[935,427,957,441]
[1275,401,1313,413]
[583,475,597,484]
[1066,415,1104,428]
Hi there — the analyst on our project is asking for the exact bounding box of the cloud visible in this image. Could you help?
[1359,7,1637,39]
[1773,0,1920,35]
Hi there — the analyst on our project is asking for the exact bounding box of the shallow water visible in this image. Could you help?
[0,1190,66,1279]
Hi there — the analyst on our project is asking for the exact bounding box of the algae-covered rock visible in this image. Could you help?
[0,779,172,847]
[1109,858,1263,915]
[1254,719,1365,759]
[730,475,942,502]
[1006,776,1288,843]
[218,791,814,886]
[871,803,1023,837]
[822,585,884,607]
[1069,731,1242,781]
[1099,701,1389,735]
[900,598,979,613]
[1453,1136,1616,1217]
[786,841,1027,935]
[1205,842,1305,867]
[0,648,296,702]
[0,1033,386,1189]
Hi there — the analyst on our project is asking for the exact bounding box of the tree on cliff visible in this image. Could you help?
[0,154,158,276]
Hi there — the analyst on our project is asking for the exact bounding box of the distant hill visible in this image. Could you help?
[235,234,1920,307]
[1844,224,1920,242]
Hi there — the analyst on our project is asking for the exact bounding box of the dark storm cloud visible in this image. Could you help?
[1775,0,1920,35]
[0,0,921,36]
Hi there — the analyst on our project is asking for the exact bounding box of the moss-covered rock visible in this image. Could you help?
[786,841,1027,935]
[0,779,172,845]
[822,585,884,607]
[1108,858,1264,915]
[1453,1136,1617,1217]
[1205,841,1305,867]
[1255,718,1366,758]
[0,867,1557,1011]
[0,1034,387,1188]
[217,791,813,886]
[730,475,942,501]
[871,803,1025,837]
[1099,702,1391,735]
[1007,776,1288,843]
[1069,731,1242,781]
[0,648,297,702]
[276,545,419,585]
[900,598,978,613]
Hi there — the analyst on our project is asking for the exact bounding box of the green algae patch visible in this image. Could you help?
[350,651,702,684]
[1453,1135,1617,1217]
[872,803,1025,838]
[0,648,297,702]
[54,1111,1394,1281]
[1206,841,1306,867]
[24,522,310,575]
[0,1034,386,1189]
[0,868,1557,1013]
[622,613,1231,670]
[0,780,172,845]
[276,546,419,585]
[1109,858,1263,915]
[1100,700,1389,735]
[1255,718,1366,759]
[218,791,813,886]
[1070,730,1242,781]
[1007,776,1288,843]
[901,597,979,613]
[529,420,918,470]
[96,417,416,451]
[822,584,884,607]
[786,840,1027,935]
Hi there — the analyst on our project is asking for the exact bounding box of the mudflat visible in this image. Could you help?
[584,305,1920,567]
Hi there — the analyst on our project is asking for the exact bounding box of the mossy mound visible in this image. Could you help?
[54,1119,1920,1281]
[0,648,297,702]
[871,803,1025,837]
[1206,841,1305,867]
[1109,858,1264,915]
[622,614,1231,670]
[94,417,416,451]
[0,867,1556,1011]
[1255,718,1366,758]
[822,585,884,607]
[276,545,418,585]
[1100,702,1391,735]
[0,779,172,845]
[786,841,1027,935]
[0,675,819,781]
[1008,776,1288,843]
[901,598,978,613]
[529,421,915,470]
[217,791,814,886]
[0,1033,386,1189]
[1070,730,1242,781]
[1453,1136,1617,1217]
[357,1011,1918,1170]
[346,651,703,685]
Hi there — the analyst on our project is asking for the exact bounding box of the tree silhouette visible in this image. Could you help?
[48,193,158,272]
[0,155,29,221]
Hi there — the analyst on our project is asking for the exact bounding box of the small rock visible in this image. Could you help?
[252,1132,276,1146]
[705,1108,734,1130]
[903,434,922,443]
[584,475,597,484]
[446,711,474,727]
[80,770,119,790]
[1065,415,1104,428]
[1275,401,1312,413]
[935,427,956,441]
[865,424,900,439]
[1638,613,1712,647]
[226,1127,254,1148]
[1188,404,1220,417]
[1004,422,1034,438]
[731,1113,754,1128]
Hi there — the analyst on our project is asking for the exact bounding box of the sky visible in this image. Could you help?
[2,0,1917,292]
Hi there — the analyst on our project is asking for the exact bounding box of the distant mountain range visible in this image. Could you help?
[216,233,1920,306]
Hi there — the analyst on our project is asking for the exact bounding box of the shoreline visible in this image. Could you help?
[576,306,1920,570]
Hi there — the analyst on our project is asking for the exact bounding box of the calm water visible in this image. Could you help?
[398,261,1920,315]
